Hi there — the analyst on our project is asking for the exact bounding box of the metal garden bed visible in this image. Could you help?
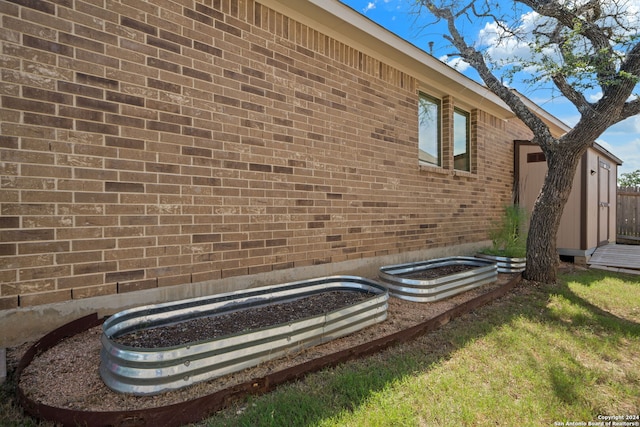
[17,275,522,427]
[100,276,388,396]
[475,253,526,273]
[378,256,498,302]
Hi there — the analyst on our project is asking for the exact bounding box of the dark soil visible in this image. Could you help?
[401,264,477,280]
[114,290,373,348]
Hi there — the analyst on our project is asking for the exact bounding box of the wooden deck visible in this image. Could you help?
[588,244,640,274]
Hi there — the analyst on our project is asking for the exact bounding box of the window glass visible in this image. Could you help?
[418,93,441,166]
[453,108,470,171]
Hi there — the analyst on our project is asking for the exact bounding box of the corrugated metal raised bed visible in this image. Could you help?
[100,276,388,396]
[378,256,498,302]
[475,253,526,273]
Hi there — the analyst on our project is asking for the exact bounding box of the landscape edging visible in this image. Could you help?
[16,274,522,427]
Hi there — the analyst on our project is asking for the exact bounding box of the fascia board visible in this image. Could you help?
[593,143,623,165]
[266,0,576,134]
[265,0,514,118]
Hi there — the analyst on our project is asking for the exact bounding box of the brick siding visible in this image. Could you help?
[0,0,533,309]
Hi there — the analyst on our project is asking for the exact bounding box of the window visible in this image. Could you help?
[418,92,441,166]
[453,108,470,171]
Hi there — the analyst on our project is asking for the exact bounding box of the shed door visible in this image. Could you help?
[598,158,611,245]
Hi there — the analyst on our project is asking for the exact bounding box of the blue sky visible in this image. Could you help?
[339,0,640,177]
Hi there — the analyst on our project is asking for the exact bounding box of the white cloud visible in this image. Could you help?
[599,136,640,174]
[475,12,561,73]
[599,115,640,174]
[588,92,603,102]
[360,0,405,16]
[439,55,470,72]
[474,0,640,79]
[604,115,640,135]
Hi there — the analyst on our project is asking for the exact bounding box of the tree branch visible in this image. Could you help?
[422,1,556,149]
[620,97,640,121]
[619,41,640,84]
[550,73,592,114]
[519,0,618,88]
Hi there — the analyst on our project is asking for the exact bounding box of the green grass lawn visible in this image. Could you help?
[2,268,639,426]
[201,269,640,427]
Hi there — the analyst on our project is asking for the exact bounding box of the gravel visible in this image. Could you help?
[15,275,513,412]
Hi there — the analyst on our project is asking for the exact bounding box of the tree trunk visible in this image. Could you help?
[523,146,583,283]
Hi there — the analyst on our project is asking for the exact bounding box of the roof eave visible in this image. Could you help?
[267,1,587,137]
[266,0,515,119]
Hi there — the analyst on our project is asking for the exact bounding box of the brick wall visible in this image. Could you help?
[0,0,532,309]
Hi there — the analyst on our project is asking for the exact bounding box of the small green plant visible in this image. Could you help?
[480,205,528,258]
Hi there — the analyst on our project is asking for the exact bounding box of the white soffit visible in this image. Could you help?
[266,0,515,119]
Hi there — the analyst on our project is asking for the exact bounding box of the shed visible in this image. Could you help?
[515,141,623,263]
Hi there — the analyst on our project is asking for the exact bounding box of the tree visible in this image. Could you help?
[415,0,640,282]
[618,169,640,188]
